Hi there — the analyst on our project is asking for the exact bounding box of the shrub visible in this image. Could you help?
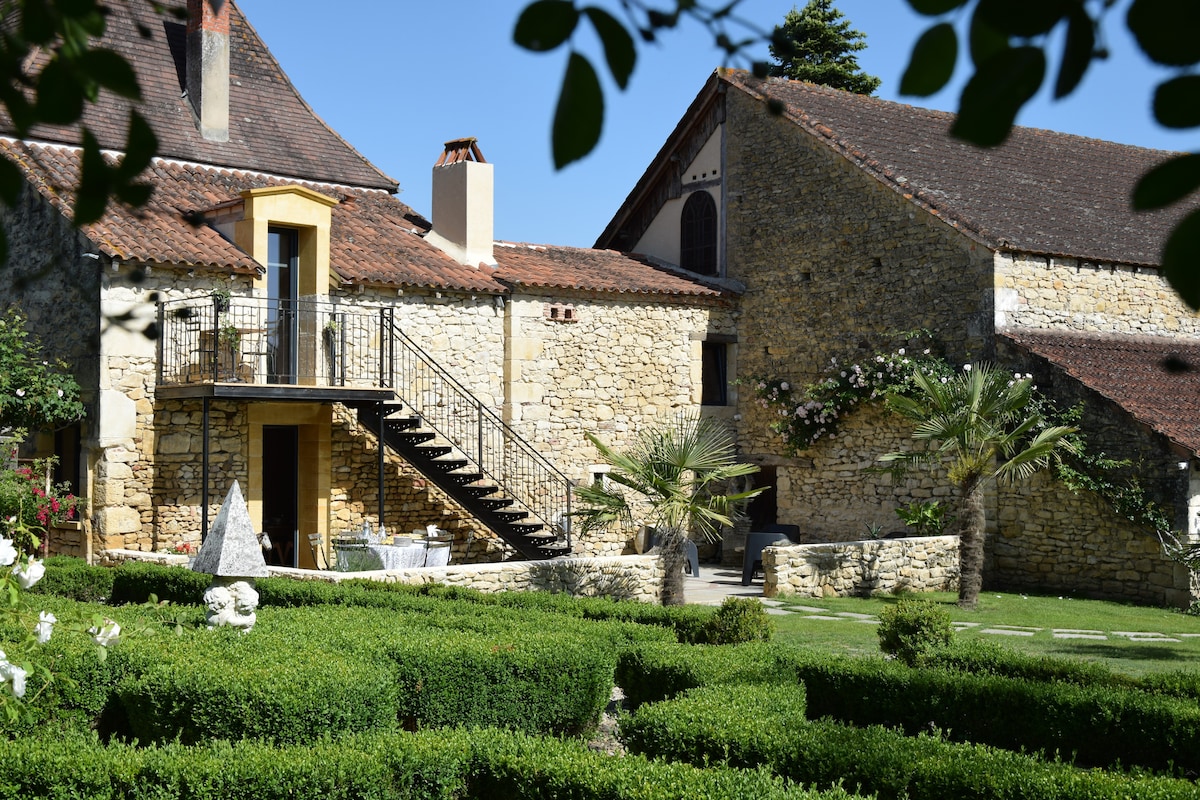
[109,562,208,606]
[615,640,784,709]
[27,556,114,602]
[698,597,773,645]
[876,596,953,665]
[621,683,1200,800]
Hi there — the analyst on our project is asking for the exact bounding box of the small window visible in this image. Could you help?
[680,191,717,276]
[701,342,728,406]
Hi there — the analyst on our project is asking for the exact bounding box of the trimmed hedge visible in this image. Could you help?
[622,684,1200,800]
[0,728,861,800]
[617,641,1200,775]
[784,649,1200,775]
[35,558,718,642]
[615,640,781,708]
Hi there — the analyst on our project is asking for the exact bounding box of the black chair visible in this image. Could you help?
[761,523,801,542]
[742,530,792,586]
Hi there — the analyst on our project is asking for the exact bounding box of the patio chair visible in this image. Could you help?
[649,529,700,578]
[742,530,792,586]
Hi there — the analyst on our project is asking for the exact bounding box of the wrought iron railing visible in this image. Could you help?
[383,318,572,548]
[155,294,572,548]
[157,295,389,388]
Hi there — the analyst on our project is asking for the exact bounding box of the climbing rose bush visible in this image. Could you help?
[0,457,82,554]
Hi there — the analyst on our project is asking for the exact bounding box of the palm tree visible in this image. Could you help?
[573,414,762,606]
[878,363,1076,609]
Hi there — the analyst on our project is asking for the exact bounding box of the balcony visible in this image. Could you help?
[155,295,395,402]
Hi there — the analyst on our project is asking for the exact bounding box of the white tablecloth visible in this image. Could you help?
[335,540,452,571]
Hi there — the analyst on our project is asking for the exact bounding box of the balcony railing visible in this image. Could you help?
[157,296,391,388]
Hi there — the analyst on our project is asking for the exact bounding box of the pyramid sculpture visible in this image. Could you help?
[191,481,269,578]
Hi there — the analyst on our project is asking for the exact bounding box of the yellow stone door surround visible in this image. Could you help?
[247,402,331,570]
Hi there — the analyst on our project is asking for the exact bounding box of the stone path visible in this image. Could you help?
[760,599,1200,643]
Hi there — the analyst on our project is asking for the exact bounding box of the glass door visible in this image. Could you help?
[267,227,299,384]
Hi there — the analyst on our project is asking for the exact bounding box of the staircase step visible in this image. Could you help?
[463,484,500,498]
[479,498,513,511]
[383,416,420,431]
[523,531,559,542]
[447,472,483,486]
[393,431,436,446]
[494,510,529,524]
[509,523,544,536]
[428,458,469,473]
[413,445,452,460]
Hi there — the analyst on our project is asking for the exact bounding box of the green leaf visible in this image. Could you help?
[583,7,635,89]
[1128,0,1200,67]
[0,156,23,207]
[951,46,1045,147]
[80,48,141,100]
[975,0,1067,38]
[74,131,111,225]
[20,0,54,44]
[34,58,84,125]
[116,111,157,180]
[1162,208,1200,310]
[552,51,603,169]
[514,0,579,52]
[900,23,957,97]
[967,13,1007,68]
[1131,153,1200,210]
[906,0,967,14]
[1054,5,1094,99]
[1153,75,1200,128]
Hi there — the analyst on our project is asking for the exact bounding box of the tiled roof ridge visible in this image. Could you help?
[232,2,398,192]
[1002,327,1200,351]
[3,136,401,203]
[495,239,736,297]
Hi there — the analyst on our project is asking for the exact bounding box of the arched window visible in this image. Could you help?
[680,191,717,276]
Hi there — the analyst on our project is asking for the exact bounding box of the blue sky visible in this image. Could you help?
[237,1,1191,248]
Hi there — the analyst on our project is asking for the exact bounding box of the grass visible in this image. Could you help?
[769,590,1200,678]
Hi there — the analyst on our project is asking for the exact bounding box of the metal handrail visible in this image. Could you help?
[382,317,572,548]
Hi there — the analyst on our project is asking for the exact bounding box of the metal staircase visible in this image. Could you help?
[351,314,573,559]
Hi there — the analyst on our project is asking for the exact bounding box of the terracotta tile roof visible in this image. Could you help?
[0,0,395,191]
[1002,329,1200,454]
[723,71,1193,267]
[493,243,729,300]
[2,139,724,299]
[601,70,1192,268]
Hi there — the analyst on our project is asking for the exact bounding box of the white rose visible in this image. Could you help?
[90,620,121,648]
[34,611,56,645]
[13,557,44,590]
[0,537,15,567]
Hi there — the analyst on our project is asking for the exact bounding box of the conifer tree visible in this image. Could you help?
[768,0,881,95]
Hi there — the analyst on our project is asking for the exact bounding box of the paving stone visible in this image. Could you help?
[789,605,831,613]
[800,614,843,620]
[765,608,792,616]
[1125,636,1180,642]
[980,628,1036,637]
[835,612,876,620]
[1053,629,1104,636]
[1053,632,1107,640]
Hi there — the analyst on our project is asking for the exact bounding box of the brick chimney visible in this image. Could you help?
[186,0,230,142]
[425,138,496,268]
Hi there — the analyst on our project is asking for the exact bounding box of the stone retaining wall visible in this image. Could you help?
[763,535,958,598]
[101,550,663,604]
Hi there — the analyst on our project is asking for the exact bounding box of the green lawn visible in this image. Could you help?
[769,591,1200,677]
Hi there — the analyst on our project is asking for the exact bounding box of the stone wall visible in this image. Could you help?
[763,535,959,598]
[995,253,1200,337]
[722,88,996,458]
[992,471,1193,607]
[505,291,730,480]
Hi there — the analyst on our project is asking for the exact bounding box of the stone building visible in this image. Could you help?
[597,70,1200,607]
[0,0,732,567]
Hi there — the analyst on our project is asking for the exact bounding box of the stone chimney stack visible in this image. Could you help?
[425,138,496,268]
[186,0,230,142]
